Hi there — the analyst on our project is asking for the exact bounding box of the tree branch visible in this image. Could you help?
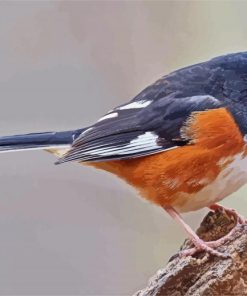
[134,209,247,296]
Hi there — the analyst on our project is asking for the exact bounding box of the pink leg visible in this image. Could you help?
[164,206,229,258]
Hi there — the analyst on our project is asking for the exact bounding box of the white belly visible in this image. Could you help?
[174,153,247,213]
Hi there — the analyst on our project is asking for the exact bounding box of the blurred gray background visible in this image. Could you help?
[0,1,247,295]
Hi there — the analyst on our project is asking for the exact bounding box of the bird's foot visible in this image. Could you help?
[165,205,245,259]
[179,237,230,258]
[180,204,246,258]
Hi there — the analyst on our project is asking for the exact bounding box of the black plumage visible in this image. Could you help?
[57,52,247,164]
[1,52,247,163]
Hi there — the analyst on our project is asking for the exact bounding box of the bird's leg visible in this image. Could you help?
[163,206,229,258]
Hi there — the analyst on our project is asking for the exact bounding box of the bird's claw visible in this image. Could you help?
[179,240,230,259]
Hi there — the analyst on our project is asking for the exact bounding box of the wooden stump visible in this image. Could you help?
[134,209,247,296]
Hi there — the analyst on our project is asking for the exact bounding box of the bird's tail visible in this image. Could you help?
[0,128,84,153]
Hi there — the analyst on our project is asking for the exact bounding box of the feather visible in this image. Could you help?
[56,95,222,164]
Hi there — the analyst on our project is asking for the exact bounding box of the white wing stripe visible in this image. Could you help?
[79,132,160,156]
[117,100,151,110]
[97,112,118,122]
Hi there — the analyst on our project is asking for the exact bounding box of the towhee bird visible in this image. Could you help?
[1,52,247,257]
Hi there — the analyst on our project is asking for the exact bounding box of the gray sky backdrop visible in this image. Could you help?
[1,1,247,295]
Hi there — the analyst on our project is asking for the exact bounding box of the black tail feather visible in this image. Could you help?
[0,128,85,152]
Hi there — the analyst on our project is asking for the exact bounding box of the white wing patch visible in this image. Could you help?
[97,112,118,122]
[128,132,158,148]
[117,100,152,110]
[87,131,159,156]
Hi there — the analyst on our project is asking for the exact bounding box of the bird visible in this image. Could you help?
[1,51,247,258]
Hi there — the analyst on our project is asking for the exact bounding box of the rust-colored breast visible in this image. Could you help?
[87,108,246,209]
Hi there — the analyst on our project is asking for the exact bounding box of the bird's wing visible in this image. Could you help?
[56,94,223,164]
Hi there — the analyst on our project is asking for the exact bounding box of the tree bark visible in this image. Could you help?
[134,209,247,296]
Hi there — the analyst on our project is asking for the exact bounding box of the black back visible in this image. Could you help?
[57,52,247,164]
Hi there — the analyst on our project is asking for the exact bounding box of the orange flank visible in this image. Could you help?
[88,108,246,212]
